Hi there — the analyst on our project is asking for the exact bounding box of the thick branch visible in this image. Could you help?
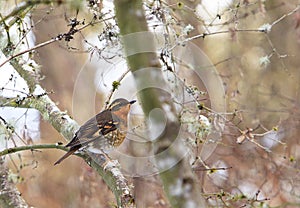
[0,88,134,208]
[0,158,29,208]
[0,26,134,208]
[114,0,206,207]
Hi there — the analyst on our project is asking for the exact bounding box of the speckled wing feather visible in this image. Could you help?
[54,98,133,165]
[54,109,118,165]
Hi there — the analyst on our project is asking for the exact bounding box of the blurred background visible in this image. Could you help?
[1,0,300,207]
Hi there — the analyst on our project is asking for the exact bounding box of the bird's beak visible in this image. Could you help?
[129,100,136,105]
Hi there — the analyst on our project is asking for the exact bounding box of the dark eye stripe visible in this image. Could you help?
[108,99,133,111]
[109,102,120,109]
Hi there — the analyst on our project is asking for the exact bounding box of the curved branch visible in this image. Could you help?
[0,143,134,207]
[1,88,135,207]
[0,23,134,208]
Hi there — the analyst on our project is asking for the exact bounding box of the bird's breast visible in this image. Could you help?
[106,129,127,147]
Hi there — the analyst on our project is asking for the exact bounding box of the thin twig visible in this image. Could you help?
[0,18,113,68]
[0,143,68,157]
[270,4,300,27]
[168,29,266,52]
[105,68,131,108]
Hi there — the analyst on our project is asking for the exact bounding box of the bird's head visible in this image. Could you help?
[109,98,136,113]
[109,99,136,123]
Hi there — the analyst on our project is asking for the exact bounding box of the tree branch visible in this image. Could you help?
[0,20,134,208]
[114,0,206,207]
[0,158,29,208]
[0,144,68,157]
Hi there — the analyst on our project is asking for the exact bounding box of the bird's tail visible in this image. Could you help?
[54,148,77,165]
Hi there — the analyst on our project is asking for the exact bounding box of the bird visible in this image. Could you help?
[54,98,136,165]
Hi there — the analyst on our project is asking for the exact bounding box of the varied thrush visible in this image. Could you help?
[54,98,136,165]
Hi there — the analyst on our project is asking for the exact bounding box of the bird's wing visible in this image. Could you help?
[65,110,118,148]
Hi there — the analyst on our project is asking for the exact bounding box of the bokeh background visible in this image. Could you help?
[1,0,300,207]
